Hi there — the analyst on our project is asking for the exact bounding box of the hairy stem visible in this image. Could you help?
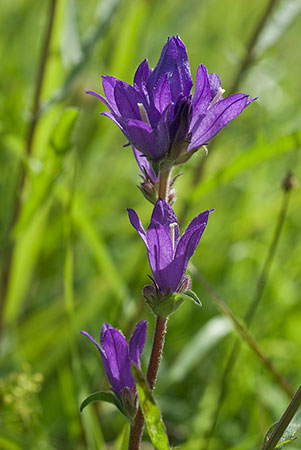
[0,0,57,337]
[262,386,301,450]
[129,317,168,450]
[203,181,293,449]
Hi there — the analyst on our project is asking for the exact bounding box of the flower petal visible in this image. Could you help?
[191,64,211,127]
[146,221,173,294]
[132,148,158,182]
[86,90,113,112]
[185,209,214,234]
[129,321,147,367]
[127,208,148,247]
[114,81,141,120]
[189,93,250,149]
[209,73,221,100]
[169,225,206,291]
[99,111,126,134]
[147,36,193,102]
[150,199,179,244]
[80,330,118,393]
[153,74,172,114]
[102,76,120,114]
[126,119,160,160]
[134,59,151,90]
[101,324,134,392]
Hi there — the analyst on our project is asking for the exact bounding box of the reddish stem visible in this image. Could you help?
[128,316,167,450]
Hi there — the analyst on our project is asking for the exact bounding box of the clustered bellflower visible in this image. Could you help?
[128,199,213,302]
[80,321,147,416]
[87,35,255,165]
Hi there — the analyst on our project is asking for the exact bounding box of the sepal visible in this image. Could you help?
[143,281,202,318]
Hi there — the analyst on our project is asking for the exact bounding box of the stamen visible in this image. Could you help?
[209,87,225,108]
[138,103,151,125]
[169,223,178,254]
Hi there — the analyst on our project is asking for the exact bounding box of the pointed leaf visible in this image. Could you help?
[80,391,132,422]
[132,365,171,450]
[182,289,202,307]
[262,406,301,449]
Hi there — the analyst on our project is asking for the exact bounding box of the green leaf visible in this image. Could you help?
[263,407,301,449]
[132,365,171,450]
[80,391,132,422]
[51,107,79,154]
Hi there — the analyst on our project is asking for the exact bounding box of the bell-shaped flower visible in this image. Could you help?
[87,35,255,163]
[128,199,213,295]
[80,321,147,400]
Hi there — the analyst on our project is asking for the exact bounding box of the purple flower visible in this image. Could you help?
[87,36,255,163]
[80,321,147,396]
[128,199,213,295]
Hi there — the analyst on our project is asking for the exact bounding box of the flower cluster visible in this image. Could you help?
[88,35,254,168]
[82,35,255,426]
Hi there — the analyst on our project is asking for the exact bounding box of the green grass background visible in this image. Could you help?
[0,0,301,449]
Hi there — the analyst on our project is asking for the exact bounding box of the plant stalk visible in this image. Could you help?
[262,386,301,450]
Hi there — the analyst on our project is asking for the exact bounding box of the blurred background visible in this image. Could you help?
[0,0,300,449]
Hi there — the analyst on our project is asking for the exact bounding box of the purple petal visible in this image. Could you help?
[147,36,193,102]
[126,119,160,160]
[169,94,193,142]
[99,111,126,133]
[128,208,148,247]
[185,209,214,234]
[102,76,120,114]
[132,148,158,182]
[134,59,151,90]
[170,224,207,291]
[80,330,120,393]
[150,199,179,245]
[189,93,250,149]
[209,73,221,100]
[154,105,171,157]
[86,90,113,112]
[80,330,103,354]
[153,75,172,113]
[101,324,134,392]
[114,81,141,120]
[191,65,211,128]
[129,321,147,367]
[146,221,173,294]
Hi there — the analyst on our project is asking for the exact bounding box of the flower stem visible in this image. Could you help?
[262,385,301,450]
[158,161,173,201]
[129,316,167,450]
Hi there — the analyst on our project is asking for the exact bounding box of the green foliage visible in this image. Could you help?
[263,407,301,450]
[132,365,171,450]
[80,391,132,422]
